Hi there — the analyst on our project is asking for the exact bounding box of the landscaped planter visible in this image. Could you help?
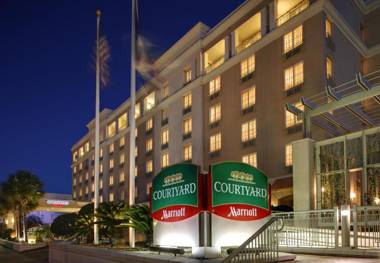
[0,238,47,252]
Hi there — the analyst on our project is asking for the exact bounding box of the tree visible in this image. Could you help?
[126,204,152,245]
[96,202,128,246]
[51,213,78,238]
[1,171,44,241]
[76,203,95,243]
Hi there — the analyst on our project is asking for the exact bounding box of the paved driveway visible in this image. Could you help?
[0,245,48,263]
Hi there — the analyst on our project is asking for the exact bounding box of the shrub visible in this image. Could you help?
[51,213,78,238]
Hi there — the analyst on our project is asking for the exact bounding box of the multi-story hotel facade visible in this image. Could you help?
[71,0,380,208]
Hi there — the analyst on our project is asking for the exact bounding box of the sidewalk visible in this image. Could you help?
[293,254,380,263]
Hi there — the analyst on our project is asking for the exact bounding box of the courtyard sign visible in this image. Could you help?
[209,162,270,221]
[151,163,201,222]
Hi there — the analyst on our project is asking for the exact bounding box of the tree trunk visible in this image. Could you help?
[22,211,27,243]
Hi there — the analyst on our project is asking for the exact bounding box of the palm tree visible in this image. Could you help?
[126,204,152,245]
[1,171,44,241]
[75,203,95,243]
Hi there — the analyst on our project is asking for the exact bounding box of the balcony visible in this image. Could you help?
[235,13,261,54]
[276,0,309,26]
[204,39,225,73]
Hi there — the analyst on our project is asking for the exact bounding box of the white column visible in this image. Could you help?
[292,138,315,211]
[268,1,276,31]
[224,35,230,61]
[230,32,236,57]
[260,7,268,37]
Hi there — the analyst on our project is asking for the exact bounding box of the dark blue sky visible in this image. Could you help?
[0,0,245,194]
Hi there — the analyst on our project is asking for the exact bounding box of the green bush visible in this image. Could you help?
[51,213,78,238]
[0,228,14,240]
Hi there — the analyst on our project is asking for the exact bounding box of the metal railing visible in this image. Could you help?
[236,30,262,54]
[222,217,280,263]
[352,206,380,248]
[276,0,309,26]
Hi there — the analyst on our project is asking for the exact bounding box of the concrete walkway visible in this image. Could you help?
[293,254,380,263]
[0,245,48,263]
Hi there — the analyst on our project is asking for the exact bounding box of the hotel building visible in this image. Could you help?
[71,0,380,207]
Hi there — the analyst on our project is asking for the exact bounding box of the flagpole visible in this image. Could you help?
[94,9,101,245]
[128,0,136,248]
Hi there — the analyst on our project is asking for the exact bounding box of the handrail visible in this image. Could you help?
[276,0,309,26]
[222,217,279,263]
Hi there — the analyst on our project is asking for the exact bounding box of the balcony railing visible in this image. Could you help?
[205,56,225,73]
[236,30,262,54]
[276,0,309,26]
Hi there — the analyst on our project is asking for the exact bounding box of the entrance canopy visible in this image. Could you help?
[35,193,88,213]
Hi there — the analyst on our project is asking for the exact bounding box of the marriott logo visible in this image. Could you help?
[228,206,257,218]
[162,207,186,220]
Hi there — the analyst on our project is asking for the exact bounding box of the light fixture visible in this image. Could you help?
[341,206,350,217]
[375,197,380,205]
[321,187,325,193]
[350,192,356,200]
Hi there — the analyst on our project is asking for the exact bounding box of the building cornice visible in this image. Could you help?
[354,0,380,14]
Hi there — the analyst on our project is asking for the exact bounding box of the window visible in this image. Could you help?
[242,153,257,167]
[146,118,153,131]
[162,84,169,98]
[100,178,103,189]
[120,191,124,200]
[146,138,153,152]
[107,121,116,137]
[85,172,89,180]
[73,151,78,162]
[135,102,141,119]
[241,55,255,79]
[135,166,138,177]
[183,117,192,136]
[144,92,155,112]
[276,0,308,26]
[241,87,255,110]
[209,76,221,96]
[183,144,192,161]
[161,129,169,146]
[100,163,103,173]
[204,39,225,72]
[210,133,222,153]
[161,109,168,123]
[234,13,261,53]
[100,195,103,203]
[100,148,103,158]
[146,160,153,173]
[183,93,192,110]
[285,102,304,127]
[118,113,127,130]
[284,61,304,90]
[91,183,95,192]
[283,25,303,54]
[79,162,82,170]
[109,174,114,185]
[285,144,293,166]
[120,137,125,147]
[184,68,192,83]
[120,171,125,182]
[73,166,77,173]
[109,143,114,153]
[135,127,138,138]
[161,152,169,168]
[241,119,256,142]
[79,147,84,157]
[326,18,332,38]
[147,182,152,195]
[209,104,221,124]
[135,186,138,198]
[120,154,125,165]
[109,159,114,169]
[135,146,138,157]
[73,177,77,185]
[85,186,89,194]
[326,57,333,79]
[109,192,114,202]
[85,142,90,152]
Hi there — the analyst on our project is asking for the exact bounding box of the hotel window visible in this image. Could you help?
[100,148,103,158]
[109,174,114,185]
[107,121,116,137]
[276,0,308,26]
[284,61,304,90]
[209,76,221,96]
[210,133,222,153]
[100,163,103,173]
[146,138,153,152]
[242,153,257,167]
[135,166,138,177]
[135,127,138,138]
[162,84,169,98]
[285,102,304,127]
[241,119,256,142]
[120,136,125,147]
[135,186,138,198]
[234,12,261,53]
[85,142,90,152]
[240,55,255,79]
[100,179,103,189]
[204,39,225,73]
[109,159,114,169]
[144,91,155,112]
[285,144,293,166]
[146,118,153,131]
[91,183,95,192]
[73,177,77,185]
[120,171,125,182]
[326,57,333,79]
[119,154,125,165]
[184,67,192,83]
[85,186,89,195]
[161,129,169,146]
[73,151,78,162]
[79,189,82,197]
[73,166,77,173]
[161,152,169,168]
[135,146,138,157]
[326,18,332,38]
[183,143,192,161]
[109,192,114,202]
[79,147,84,157]
[118,113,127,130]
[183,117,192,136]
[135,102,141,119]
[146,160,153,173]
[283,25,303,54]
[183,93,192,110]
[120,191,124,200]
[79,174,82,183]
[79,162,83,170]
[241,86,255,110]
[109,143,114,154]
[161,108,168,124]
[209,103,221,124]
[147,182,152,195]
[100,195,103,203]
[85,172,89,180]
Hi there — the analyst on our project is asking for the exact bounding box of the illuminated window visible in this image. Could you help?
[73,166,77,173]
[107,121,116,137]
[135,127,138,138]
[184,68,192,83]
[209,103,221,124]
[283,25,303,54]
[120,171,125,182]
[100,195,103,203]
[284,61,303,90]
[234,13,261,53]
[146,118,153,131]
[146,138,153,152]
[204,39,225,73]
[73,177,77,185]
[109,174,114,185]
[162,84,169,98]
[135,146,138,157]
[85,186,89,194]
[73,151,78,162]
[161,152,169,168]
[144,92,155,112]
[146,182,152,195]
[183,93,192,110]
[183,144,192,161]
[85,142,90,152]
[109,159,114,169]
[285,102,304,127]
[85,172,89,180]
[100,163,103,173]
[109,192,114,202]
[285,143,293,166]
[326,18,332,38]
[119,154,125,165]
[241,55,255,79]
[79,174,82,183]
[135,166,138,177]
[118,113,127,130]
[241,86,255,111]
[326,57,333,79]
[120,137,125,147]
[210,133,222,153]
[146,160,153,173]
[209,76,221,96]
[100,178,103,189]
[242,153,257,167]
[79,162,83,170]
[135,102,141,119]
[79,189,82,197]
[109,143,114,153]
[91,183,94,192]
[161,129,169,146]
[79,147,84,157]
[183,117,192,136]
[241,119,256,142]
[73,192,76,199]
[276,0,308,26]
[100,148,103,158]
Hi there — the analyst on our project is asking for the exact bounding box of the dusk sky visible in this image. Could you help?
[0,0,245,194]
